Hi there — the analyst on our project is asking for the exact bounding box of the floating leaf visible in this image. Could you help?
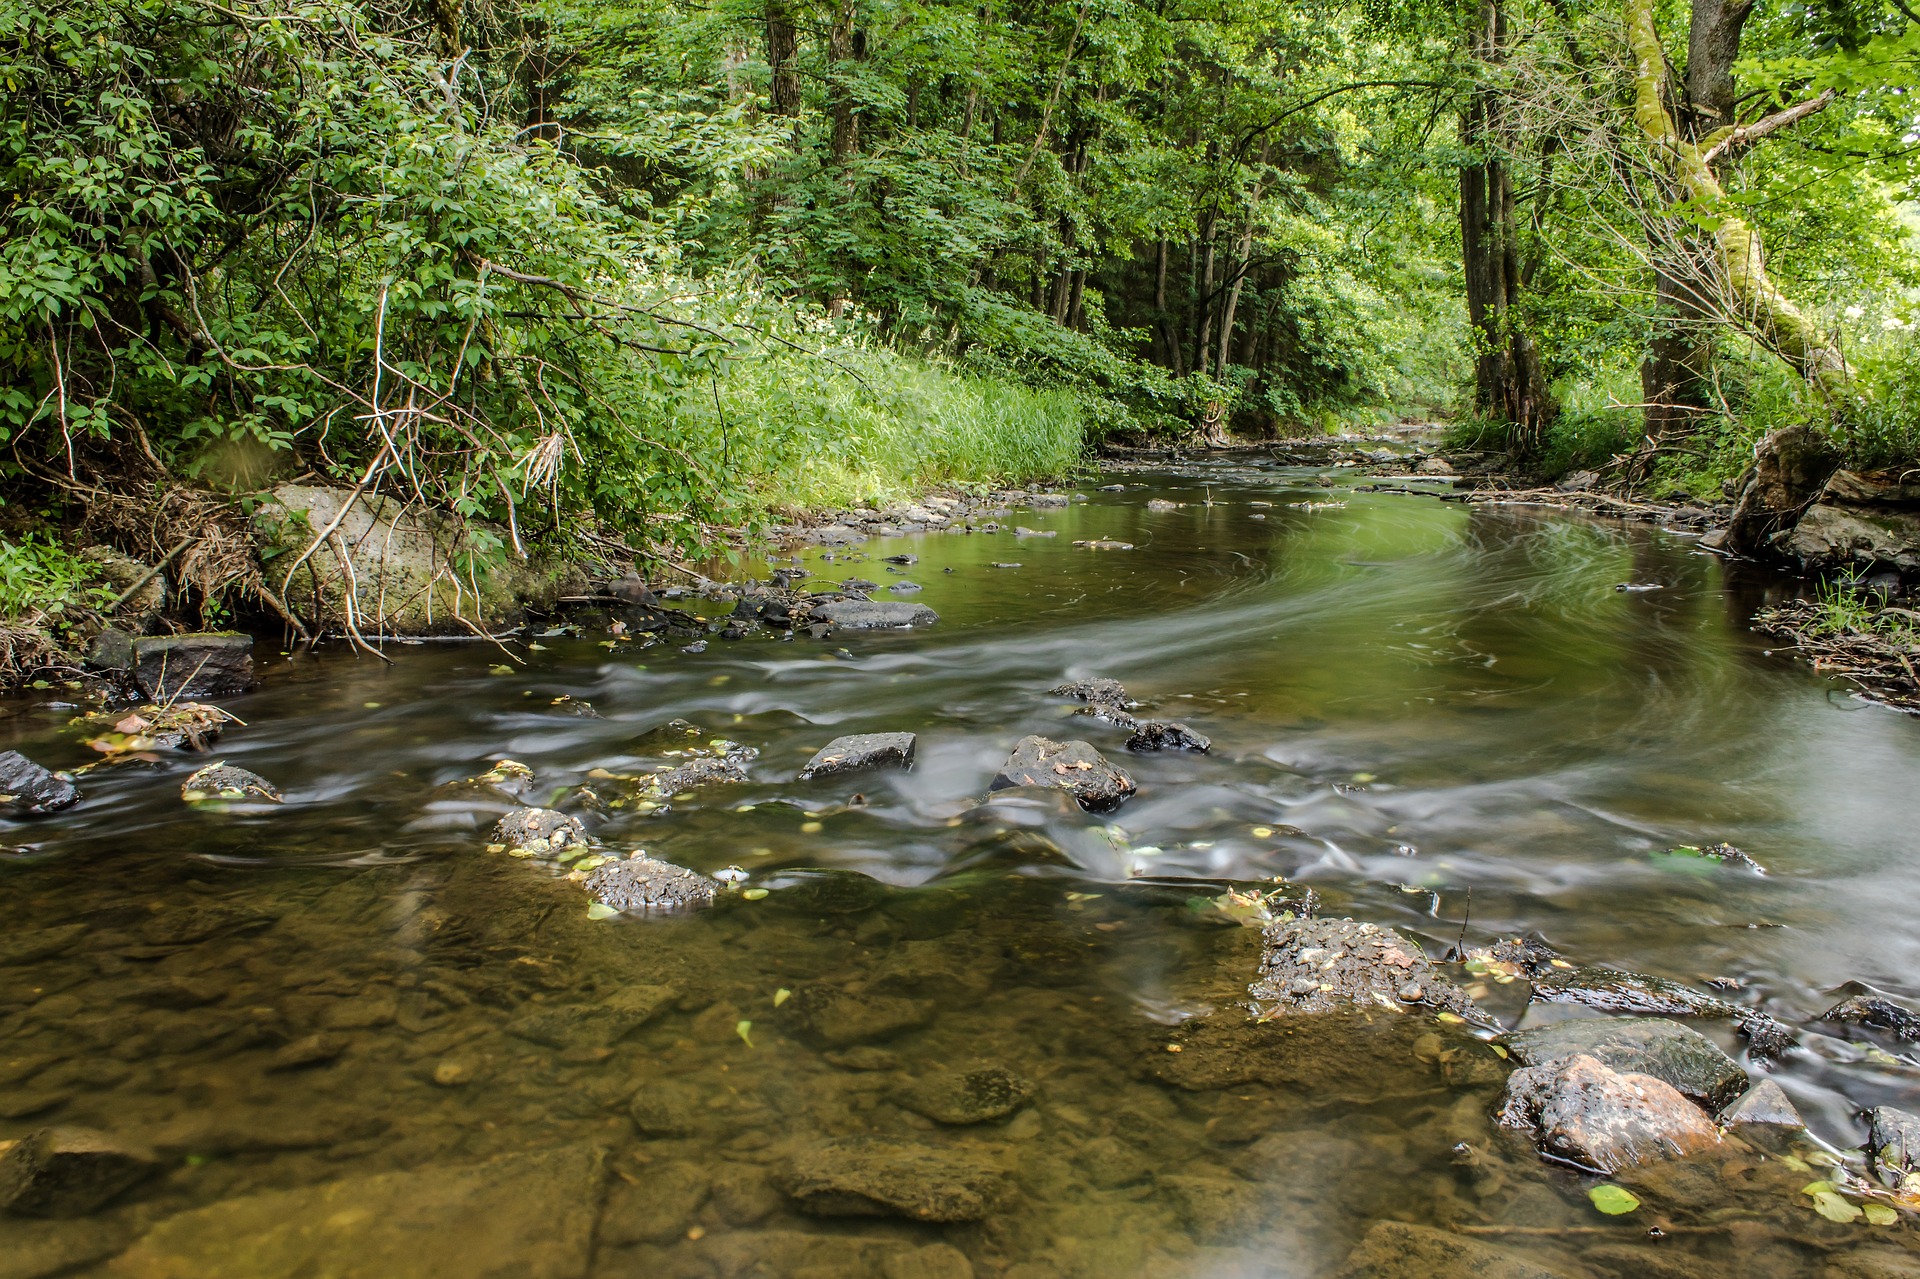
[1588,1184,1641,1215]
[489,664,514,675]
[586,902,618,921]
[1802,1180,1835,1197]
[1864,1203,1900,1226]
[742,887,769,900]
[773,988,791,1007]
[735,1019,754,1048]
[1251,826,1273,838]
[1811,1191,1864,1223]
[1780,1154,1813,1172]
[800,822,823,834]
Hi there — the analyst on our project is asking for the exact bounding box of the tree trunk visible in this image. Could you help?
[767,2,800,116]
[828,0,861,163]
[1686,0,1753,130]
[1459,0,1553,451]
[1624,0,1848,410]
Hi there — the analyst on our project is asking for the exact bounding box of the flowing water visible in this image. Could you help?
[3,462,1919,1278]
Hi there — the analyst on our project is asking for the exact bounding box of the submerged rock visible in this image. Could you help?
[1717,1078,1804,1129]
[110,1143,604,1278]
[776,1137,1009,1222]
[130,633,253,701]
[777,984,932,1048]
[989,735,1135,812]
[0,753,79,816]
[0,1126,160,1217]
[583,854,718,913]
[1528,964,1795,1059]
[798,732,917,780]
[1334,1220,1579,1279]
[180,763,281,804]
[1498,1053,1720,1172]
[1125,720,1211,753]
[811,600,938,629]
[1501,1018,1748,1111]
[489,807,587,857]
[1249,917,1478,1019]
[893,1064,1035,1125]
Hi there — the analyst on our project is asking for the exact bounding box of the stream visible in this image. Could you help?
[3,460,1918,1278]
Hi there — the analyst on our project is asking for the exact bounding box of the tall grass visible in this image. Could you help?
[690,344,1089,515]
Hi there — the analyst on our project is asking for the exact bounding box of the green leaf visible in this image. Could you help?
[1864,1202,1900,1226]
[1811,1191,1864,1224]
[1588,1184,1641,1215]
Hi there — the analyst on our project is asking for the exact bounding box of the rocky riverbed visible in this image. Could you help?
[3,464,1919,1277]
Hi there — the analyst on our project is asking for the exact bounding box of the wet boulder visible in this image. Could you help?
[990,735,1135,812]
[625,742,757,801]
[811,600,938,629]
[130,633,253,701]
[1718,1078,1804,1129]
[1125,721,1211,753]
[180,763,282,804]
[1248,917,1479,1019]
[798,732,917,780]
[0,1126,160,1216]
[1498,1053,1720,1173]
[1822,991,1920,1042]
[489,808,587,858]
[776,983,932,1048]
[0,752,79,816]
[583,854,718,913]
[892,1063,1035,1125]
[776,1137,1010,1222]
[1502,1018,1748,1111]
[1866,1106,1920,1188]
[1528,964,1795,1059]
[1050,677,1130,707]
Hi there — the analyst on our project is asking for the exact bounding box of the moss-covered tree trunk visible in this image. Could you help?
[1624,0,1850,417]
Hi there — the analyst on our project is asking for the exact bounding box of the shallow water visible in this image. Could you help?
[3,463,1918,1278]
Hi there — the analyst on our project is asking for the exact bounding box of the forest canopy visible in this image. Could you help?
[4,0,1920,565]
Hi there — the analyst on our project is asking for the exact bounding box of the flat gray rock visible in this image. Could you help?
[111,1144,605,1278]
[813,600,938,629]
[798,732,917,780]
[130,633,253,700]
[1868,1105,1920,1184]
[1502,1017,1748,1111]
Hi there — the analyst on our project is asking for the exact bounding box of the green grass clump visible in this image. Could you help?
[693,345,1088,516]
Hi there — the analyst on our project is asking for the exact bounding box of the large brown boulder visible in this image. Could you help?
[1712,425,1841,557]
[1497,1052,1720,1172]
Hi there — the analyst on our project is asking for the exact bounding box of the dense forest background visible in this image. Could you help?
[4,0,1920,612]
